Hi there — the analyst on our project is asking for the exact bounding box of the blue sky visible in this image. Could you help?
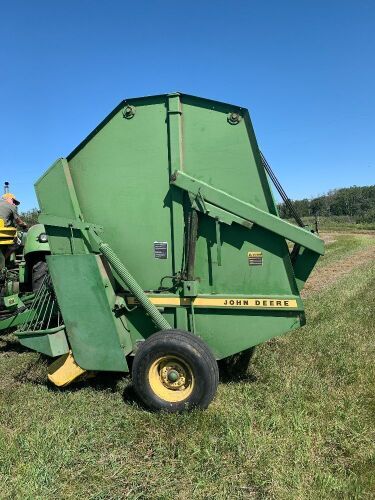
[1,0,374,210]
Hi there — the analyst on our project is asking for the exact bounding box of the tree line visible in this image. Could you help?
[19,208,39,226]
[278,185,375,223]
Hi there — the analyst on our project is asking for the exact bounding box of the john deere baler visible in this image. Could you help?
[17,93,324,411]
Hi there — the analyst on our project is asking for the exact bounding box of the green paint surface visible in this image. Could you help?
[18,329,69,357]
[47,254,128,372]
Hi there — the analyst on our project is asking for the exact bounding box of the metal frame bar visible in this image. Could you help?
[171,170,324,256]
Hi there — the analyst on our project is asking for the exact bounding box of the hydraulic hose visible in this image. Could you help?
[99,242,172,331]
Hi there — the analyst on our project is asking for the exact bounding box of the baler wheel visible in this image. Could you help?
[132,330,219,412]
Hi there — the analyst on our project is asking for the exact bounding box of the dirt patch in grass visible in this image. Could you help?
[320,231,375,239]
[302,241,375,298]
[321,235,337,245]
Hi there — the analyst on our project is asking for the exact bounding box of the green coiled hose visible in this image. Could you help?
[99,242,172,331]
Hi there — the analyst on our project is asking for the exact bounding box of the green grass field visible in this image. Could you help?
[286,216,375,232]
[316,233,374,268]
[0,234,374,499]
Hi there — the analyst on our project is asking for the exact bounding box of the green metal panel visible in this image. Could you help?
[193,219,299,296]
[18,328,69,357]
[292,247,321,291]
[35,158,87,255]
[180,95,276,213]
[47,254,128,372]
[66,96,174,291]
[121,301,303,359]
[194,310,302,359]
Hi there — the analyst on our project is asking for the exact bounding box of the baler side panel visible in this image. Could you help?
[181,95,277,214]
[47,254,128,372]
[195,310,302,359]
[292,247,321,291]
[177,98,304,297]
[35,158,86,255]
[195,218,300,295]
[68,96,175,291]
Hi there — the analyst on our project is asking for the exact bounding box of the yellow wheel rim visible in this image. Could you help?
[148,355,195,403]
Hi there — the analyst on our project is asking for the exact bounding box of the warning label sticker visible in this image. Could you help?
[248,251,263,266]
[154,241,168,259]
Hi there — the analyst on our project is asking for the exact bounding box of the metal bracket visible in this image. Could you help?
[183,280,199,297]
[195,189,207,213]
[187,185,253,229]
[171,170,324,256]
[39,214,104,254]
[3,293,19,310]
[227,111,242,125]
[38,214,103,233]
[123,105,136,119]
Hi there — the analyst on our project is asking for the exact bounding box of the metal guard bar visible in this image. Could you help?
[16,325,66,337]
[170,170,324,256]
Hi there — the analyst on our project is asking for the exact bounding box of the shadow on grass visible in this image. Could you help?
[6,349,144,408]
[122,383,147,410]
[0,337,31,354]
[218,347,258,383]
[219,370,258,384]
[13,354,129,394]
[8,346,258,413]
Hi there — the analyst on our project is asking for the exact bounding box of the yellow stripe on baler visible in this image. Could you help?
[127,297,298,309]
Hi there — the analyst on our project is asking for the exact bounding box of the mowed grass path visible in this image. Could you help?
[317,232,375,268]
[0,235,374,499]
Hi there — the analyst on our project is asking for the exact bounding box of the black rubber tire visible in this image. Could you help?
[31,260,48,291]
[132,330,219,412]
